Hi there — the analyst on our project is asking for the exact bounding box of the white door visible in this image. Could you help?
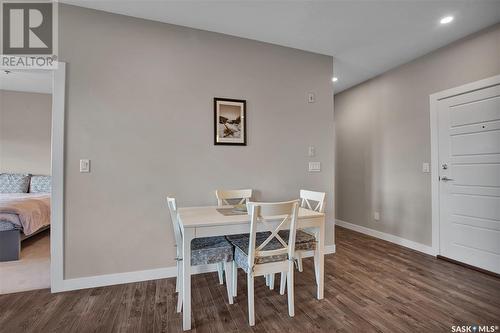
[437,82,500,274]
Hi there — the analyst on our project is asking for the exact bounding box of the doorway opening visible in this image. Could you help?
[0,69,53,294]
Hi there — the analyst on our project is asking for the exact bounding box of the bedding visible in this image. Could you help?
[0,221,19,231]
[0,193,50,236]
[30,175,51,193]
[0,173,31,193]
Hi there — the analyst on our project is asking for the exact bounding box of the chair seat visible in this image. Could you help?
[191,236,234,266]
[278,230,316,250]
[225,232,269,242]
[229,230,316,272]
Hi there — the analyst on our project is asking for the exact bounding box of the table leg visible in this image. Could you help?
[313,219,325,300]
[182,228,194,331]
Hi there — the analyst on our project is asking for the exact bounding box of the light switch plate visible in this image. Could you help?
[80,159,90,173]
[309,161,320,172]
[422,162,430,173]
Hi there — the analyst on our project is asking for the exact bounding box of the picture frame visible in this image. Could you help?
[214,97,247,146]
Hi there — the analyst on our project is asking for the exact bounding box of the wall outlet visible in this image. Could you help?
[374,211,380,221]
[307,92,315,103]
[308,146,315,157]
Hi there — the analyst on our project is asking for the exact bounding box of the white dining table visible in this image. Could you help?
[177,205,326,331]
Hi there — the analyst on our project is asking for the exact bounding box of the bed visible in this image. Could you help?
[0,174,51,262]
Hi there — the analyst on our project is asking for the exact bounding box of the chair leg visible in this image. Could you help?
[296,252,303,272]
[247,273,255,326]
[265,274,269,287]
[224,261,234,304]
[232,260,238,297]
[280,272,286,295]
[175,260,180,293]
[269,274,275,290]
[217,262,224,285]
[287,261,295,317]
[176,264,183,313]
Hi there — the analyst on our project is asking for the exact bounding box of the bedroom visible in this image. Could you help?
[0,69,53,294]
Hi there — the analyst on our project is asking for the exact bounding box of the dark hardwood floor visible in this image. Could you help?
[1,226,499,333]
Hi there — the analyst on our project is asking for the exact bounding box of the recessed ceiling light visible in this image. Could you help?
[332,77,338,82]
[440,16,454,25]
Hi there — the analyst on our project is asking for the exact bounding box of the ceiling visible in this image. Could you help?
[0,70,52,94]
[65,1,500,93]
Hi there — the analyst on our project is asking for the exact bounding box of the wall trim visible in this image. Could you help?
[55,245,336,292]
[336,219,435,256]
[50,63,66,293]
[58,266,177,292]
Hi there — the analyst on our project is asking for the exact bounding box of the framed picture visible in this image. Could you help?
[214,97,246,146]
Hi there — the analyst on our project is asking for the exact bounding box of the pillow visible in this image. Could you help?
[0,173,31,193]
[29,175,51,193]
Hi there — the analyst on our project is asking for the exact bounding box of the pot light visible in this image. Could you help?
[440,16,454,24]
[332,77,338,82]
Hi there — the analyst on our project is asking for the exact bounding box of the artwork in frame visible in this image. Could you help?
[214,97,246,146]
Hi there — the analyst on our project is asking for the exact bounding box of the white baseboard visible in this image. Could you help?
[53,244,336,293]
[54,266,177,292]
[335,219,435,256]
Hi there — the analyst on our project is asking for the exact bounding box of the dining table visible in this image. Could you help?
[177,205,326,331]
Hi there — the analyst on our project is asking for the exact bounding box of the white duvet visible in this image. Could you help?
[0,193,50,236]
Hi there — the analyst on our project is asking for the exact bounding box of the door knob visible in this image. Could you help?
[441,176,454,181]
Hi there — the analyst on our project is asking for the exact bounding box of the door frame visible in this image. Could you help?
[429,74,500,256]
[50,62,66,292]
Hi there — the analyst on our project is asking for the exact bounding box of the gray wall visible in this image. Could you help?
[0,90,52,175]
[59,5,334,279]
[334,24,500,246]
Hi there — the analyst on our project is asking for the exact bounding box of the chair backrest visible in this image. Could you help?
[215,189,253,206]
[167,197,183,257]
[300,189,326,213]
[247,200,299,270]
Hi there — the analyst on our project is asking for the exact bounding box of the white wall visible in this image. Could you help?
[59,5,335,279]
[334,24,500,246]
[0,90,52,175]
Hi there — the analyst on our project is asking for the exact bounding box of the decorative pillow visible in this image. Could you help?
[29,175,51,193]
[0,173,31,193]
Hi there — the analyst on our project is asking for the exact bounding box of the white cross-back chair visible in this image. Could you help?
[167,197,234,313]
[300,189,326,214]
[215,188,253,286]
[228,200,299,326]
[215,189,275,292]
[277,190,325,295]
[215,189,253,206]
[296,190,325,271]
